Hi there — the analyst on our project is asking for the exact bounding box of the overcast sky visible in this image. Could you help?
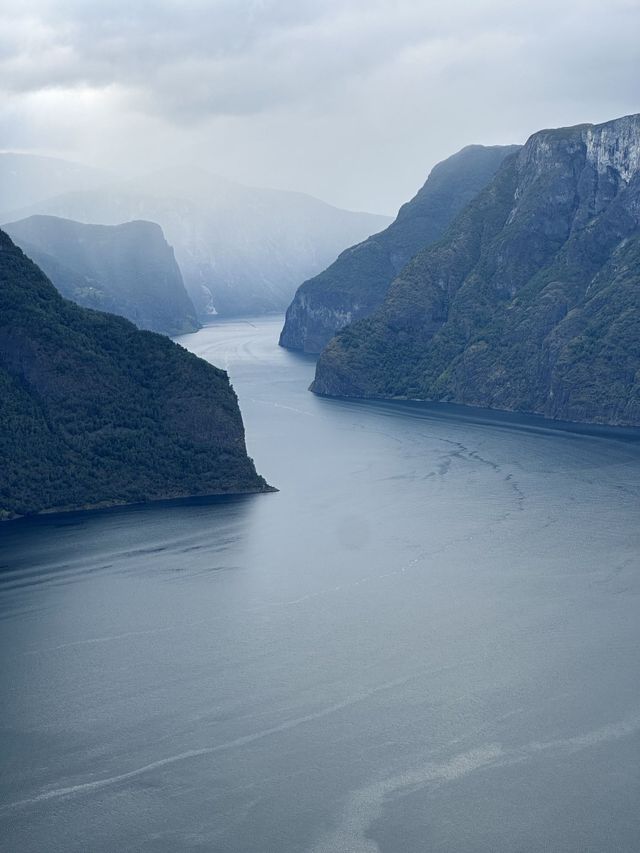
[1,0,639,214]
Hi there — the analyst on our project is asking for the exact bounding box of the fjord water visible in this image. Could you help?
[2,317,640,852]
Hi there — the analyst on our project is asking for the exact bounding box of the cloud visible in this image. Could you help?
[1,0,639,212]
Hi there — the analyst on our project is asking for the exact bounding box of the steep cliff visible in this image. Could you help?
[4,168,391,318]
[5,215,199,336]
[279,145,519,353]
[0,229,271,519]
[312,115,640,427]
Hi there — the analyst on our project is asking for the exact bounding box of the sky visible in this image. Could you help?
[1,0,639,215]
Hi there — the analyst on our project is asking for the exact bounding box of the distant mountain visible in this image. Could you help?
[4,167,391,317]
[280,145,520,353]
[312,114,640,427]
[0,229,272,519]
[0,153,109,212]
[5,215,199,336]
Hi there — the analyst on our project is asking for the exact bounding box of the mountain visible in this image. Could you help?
[4,215,199,336]
[0,229,272,520]
[280,144,520,353]
[0,153,109,212]
[311,114,640,427]
[4,167,391,318]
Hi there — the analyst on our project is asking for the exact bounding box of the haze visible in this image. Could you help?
[1,0,639,214]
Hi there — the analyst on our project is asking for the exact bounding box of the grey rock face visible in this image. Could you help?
[4,168,391,318]
[279,145,520,353]
[4,215,199,335]
[312,114,640,427]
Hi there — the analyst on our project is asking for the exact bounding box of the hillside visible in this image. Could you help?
[5,215,199,335]
[0,229,271,519]
[280,144,519,353]
[0,153,109,213]
[4,167,391,317]
[312,114,640,427]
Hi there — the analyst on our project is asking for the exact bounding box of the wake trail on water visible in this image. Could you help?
[309,712,640,853]
[1,672,423,811]
[22,548,432,656]
[23,625,177,655]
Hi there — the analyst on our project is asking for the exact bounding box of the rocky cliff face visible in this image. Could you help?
[312,114,640,427]
[0,229,271,519]
[4,168,391,318]
[5,215,199,336]
[279,145,520,353]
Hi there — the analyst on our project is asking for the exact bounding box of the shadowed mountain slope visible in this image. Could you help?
[0,229,271,519]
[279,144,519,353]
[312,115,640,427]
[4,167,391,318]
[5,215,199,335]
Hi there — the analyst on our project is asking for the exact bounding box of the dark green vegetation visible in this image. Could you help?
[312,114,640,427]
[279,145,519,353]
[0,229,271,519]
[5,215,199,335]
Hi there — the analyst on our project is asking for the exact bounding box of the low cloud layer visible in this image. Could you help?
[1,0,639,212]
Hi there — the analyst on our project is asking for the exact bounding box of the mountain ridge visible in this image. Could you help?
[4,214,199,336]
[2,165,391,318]
[0,152,111,212]
[279,144,520,353]
[311,114,640,427]
[0,228,272,520]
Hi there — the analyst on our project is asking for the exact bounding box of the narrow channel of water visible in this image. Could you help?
[1,316,639,852]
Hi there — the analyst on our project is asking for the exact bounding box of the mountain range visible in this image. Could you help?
[311,114,640,427]
[4,215,199,336]
[0,228,271,519]
[280,144,519,353]
[1,159,391,319]
[0,152,110,211]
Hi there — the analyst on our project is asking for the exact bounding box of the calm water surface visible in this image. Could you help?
[2,316,640,852]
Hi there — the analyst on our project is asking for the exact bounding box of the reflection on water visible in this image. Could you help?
[1,316,640,853]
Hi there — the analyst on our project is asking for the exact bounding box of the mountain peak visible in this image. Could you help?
[519,113,640,186]
[583,113,640,183]
[0,227,271,518]
[311,113,640,427]
[280,144,519,353]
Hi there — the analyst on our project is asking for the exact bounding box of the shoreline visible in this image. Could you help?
[0,484,278,525]
[311,391,640,443]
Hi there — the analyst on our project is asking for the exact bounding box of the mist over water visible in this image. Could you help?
[1,316,640,852]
